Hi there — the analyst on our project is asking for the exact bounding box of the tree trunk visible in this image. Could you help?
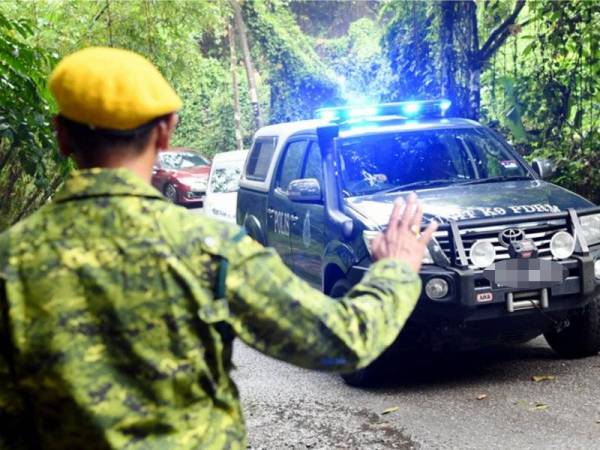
[231,0,262,130]
[106,0,113,47]
[465,0,480,120]
[228,23,244,151]
[447,0,525,120]
[439,1,456,111]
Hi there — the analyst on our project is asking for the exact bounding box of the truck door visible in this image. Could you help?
[289,140,325,289]
[266,139,309,268]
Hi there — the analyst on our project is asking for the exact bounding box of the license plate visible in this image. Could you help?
[482,258,567,289]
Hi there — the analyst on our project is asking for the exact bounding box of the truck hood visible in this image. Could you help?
[346,180,595,226]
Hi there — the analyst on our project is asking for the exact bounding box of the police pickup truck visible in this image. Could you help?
[237,100,600,385]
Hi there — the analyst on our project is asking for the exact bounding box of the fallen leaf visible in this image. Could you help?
[476,394,488,400]
[531,375,556,382]
[381,406,400,415]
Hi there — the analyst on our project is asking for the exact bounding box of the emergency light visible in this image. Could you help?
[315,99,452,122]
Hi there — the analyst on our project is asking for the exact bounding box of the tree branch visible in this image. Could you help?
[518,17,535,29]
[478,0,526,63]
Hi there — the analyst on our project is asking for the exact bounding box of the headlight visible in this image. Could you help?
[550,231,575,259]
[425,278,449,299]
[362,230,434,264]
[470,240,496,268]
[579,214,600,246]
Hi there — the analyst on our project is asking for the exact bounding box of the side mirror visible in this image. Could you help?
[531,158,556,180]
[287,178,322,203]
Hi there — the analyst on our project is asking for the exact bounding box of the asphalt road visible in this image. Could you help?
[233,338,600,450]
[188,206,600,449]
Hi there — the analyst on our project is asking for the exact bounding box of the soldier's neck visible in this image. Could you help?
[76,147,157,184]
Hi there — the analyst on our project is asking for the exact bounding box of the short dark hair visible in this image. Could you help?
[57,115,168,165]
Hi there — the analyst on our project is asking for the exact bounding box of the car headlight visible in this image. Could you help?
[579,213,600,246]
[362,230,434,264]
[470,240,496,268]
[425,278,449,299]
[550,231,575,259]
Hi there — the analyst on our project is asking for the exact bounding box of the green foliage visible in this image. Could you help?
[481,0,600,202]
[0,11,68,230]
[243,0,342,122]
[316,17,392,103]
[380,0,438,101]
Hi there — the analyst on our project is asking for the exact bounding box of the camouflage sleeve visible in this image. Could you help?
[0,280,27,448]
[224,235,421,372]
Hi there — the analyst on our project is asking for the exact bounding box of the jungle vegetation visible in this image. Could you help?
[0,0,598,230]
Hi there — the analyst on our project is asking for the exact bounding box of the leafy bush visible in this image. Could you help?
[0,12,69,231]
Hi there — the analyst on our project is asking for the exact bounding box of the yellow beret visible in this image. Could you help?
[49,47,182,131]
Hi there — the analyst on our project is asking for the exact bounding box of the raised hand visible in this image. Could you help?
[371,192,438,273]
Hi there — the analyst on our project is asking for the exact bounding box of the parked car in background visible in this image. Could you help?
[204,150,249,223]
[151,148,211,205]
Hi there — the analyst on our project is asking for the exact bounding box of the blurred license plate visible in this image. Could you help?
[483,258,567,289]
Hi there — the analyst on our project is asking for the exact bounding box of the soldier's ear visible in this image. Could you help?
[154,113,178,152]
[54,116,73,158]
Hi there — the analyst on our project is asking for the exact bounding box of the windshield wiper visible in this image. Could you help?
[460,175,532,185]
[379,178,460,194]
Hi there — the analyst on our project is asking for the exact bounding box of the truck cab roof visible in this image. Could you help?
[254,117,481,140]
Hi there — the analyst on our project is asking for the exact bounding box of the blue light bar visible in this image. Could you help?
[402,102,421,115]
[319,109,339,121]
[347,106,377,118]
[316,99,452,123]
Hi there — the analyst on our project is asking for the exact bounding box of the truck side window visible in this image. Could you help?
[303,142,323,186]
[246,137,277,181]
[277,140,307,191]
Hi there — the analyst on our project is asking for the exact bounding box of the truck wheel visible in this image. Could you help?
[544,293,600,358]
[330,278,386,387]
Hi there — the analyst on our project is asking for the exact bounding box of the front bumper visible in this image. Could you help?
[415,253,599,322]
[348,252,599,351]
[349,249,600,325]
[178,189,205,204]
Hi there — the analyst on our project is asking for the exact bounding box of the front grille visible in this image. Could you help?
[435,219,568,268]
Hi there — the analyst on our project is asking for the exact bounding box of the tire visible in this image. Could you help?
[164,183,178,203]
[544,293,600,358]
[330,278,386,387]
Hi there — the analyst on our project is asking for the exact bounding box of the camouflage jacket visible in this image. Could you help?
[0,168,421,449]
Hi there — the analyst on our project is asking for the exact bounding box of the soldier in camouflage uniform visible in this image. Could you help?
[0,47,437,449]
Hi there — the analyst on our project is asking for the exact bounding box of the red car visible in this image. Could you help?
[152,148,211,205]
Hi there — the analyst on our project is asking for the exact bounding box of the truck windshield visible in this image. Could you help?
[209,167,242,193]
[338,128,531,197]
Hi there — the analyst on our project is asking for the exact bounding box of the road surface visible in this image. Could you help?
[233,338,600,450]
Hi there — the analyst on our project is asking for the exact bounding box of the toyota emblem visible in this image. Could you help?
[498,228,526,247]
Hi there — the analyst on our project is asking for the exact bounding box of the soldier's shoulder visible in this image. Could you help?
[159,204,252,257]
[0,204,53,255]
